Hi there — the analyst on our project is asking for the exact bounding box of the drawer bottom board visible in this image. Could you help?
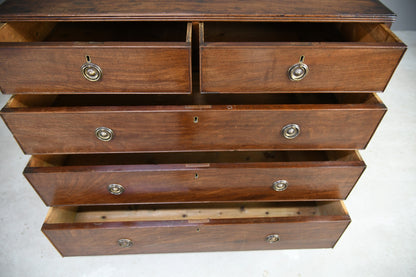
[42,201,350,256]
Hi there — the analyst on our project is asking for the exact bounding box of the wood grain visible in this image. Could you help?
[200,23,406,93]
[0,22,192,94]
[42,202,350,256]
[0,0,396,22]
[24,151,365,206]
[1,94,386,154]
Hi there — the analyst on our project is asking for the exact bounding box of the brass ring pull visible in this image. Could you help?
[81,56,102,81]
[272,180,288,191]
[118,239,133,248]
[281,124,300,139]
[288,56,308,81]
[108,184,125,195]
[81,63,102,81]
[265,234,280,243]
[95,127,113,141]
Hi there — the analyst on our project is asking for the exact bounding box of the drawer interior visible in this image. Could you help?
[45,201,348,224]
[0,21,190,42]
[28,150,362,167]
[4,93,382,109]
[202,22,401,43]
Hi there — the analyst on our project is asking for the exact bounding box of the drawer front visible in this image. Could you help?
[0,46,191,94]
[1,99,386,154]
[0,22,192,94]
[200,22,406,93]
[201,46,404,93]
[24,152,365,205]
[43,221,349,256]
[42,202,350,256]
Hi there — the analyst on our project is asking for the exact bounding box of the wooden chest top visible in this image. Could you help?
[0,0,395,23]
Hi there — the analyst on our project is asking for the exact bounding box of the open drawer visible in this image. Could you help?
[25,151,365,206]
[200,22,406,93]
[1,93,386,154]
[42,201,351,256]
[0,22,192,94]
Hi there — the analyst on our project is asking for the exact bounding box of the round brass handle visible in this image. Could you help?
[95,127,113,141]
[108,184,125,195]
[118,239,133,248]
[288,62,309,81]
[265,234,280,243]
[272,180,288,191]
[81,62,102,82]
[281,124,300,139]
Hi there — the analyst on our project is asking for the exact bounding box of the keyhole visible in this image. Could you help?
[193,116,199,123]
[85,55,91,63]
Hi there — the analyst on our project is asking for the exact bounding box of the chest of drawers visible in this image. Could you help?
[0,0,406,256]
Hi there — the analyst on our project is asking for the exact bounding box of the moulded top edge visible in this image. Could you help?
[0,0,396,23]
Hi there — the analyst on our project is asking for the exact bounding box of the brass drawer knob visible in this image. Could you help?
[272,180,288,191]
[265,234,280,243]
[81,56,102,81]
[95,127,113,141]
[281,124,300,139]
[118,239,133,248]
[108,184,125,195]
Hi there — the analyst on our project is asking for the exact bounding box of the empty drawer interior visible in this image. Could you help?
[3,93,383,109]
[27,150,362,168]
[45,201,348,224]
[0,21,190,42]
[202,22,401,43]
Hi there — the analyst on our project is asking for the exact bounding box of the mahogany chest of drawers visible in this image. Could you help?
[0,0,406,256]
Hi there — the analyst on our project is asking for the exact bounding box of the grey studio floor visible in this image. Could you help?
[0,31,415,277]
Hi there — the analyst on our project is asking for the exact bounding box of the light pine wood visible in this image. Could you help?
[0,22,56,42]
[45,202,348,224]
[44,207,77,224]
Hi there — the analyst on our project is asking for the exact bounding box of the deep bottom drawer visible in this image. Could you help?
[42,201,350,256]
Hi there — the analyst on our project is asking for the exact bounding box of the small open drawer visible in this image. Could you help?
[200,22,406,93]
[42,201,351,256]
[0,22,192,94]
[25,151,365,206]
[1,93,386,153]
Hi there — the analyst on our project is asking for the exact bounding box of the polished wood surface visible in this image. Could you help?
[0,0,395,22]
[0,22,192,94]
[1,94,386,154]
[0,0,406,256]
[42,202,350,256]
[200,23,406,93]
[24,151,365,205]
